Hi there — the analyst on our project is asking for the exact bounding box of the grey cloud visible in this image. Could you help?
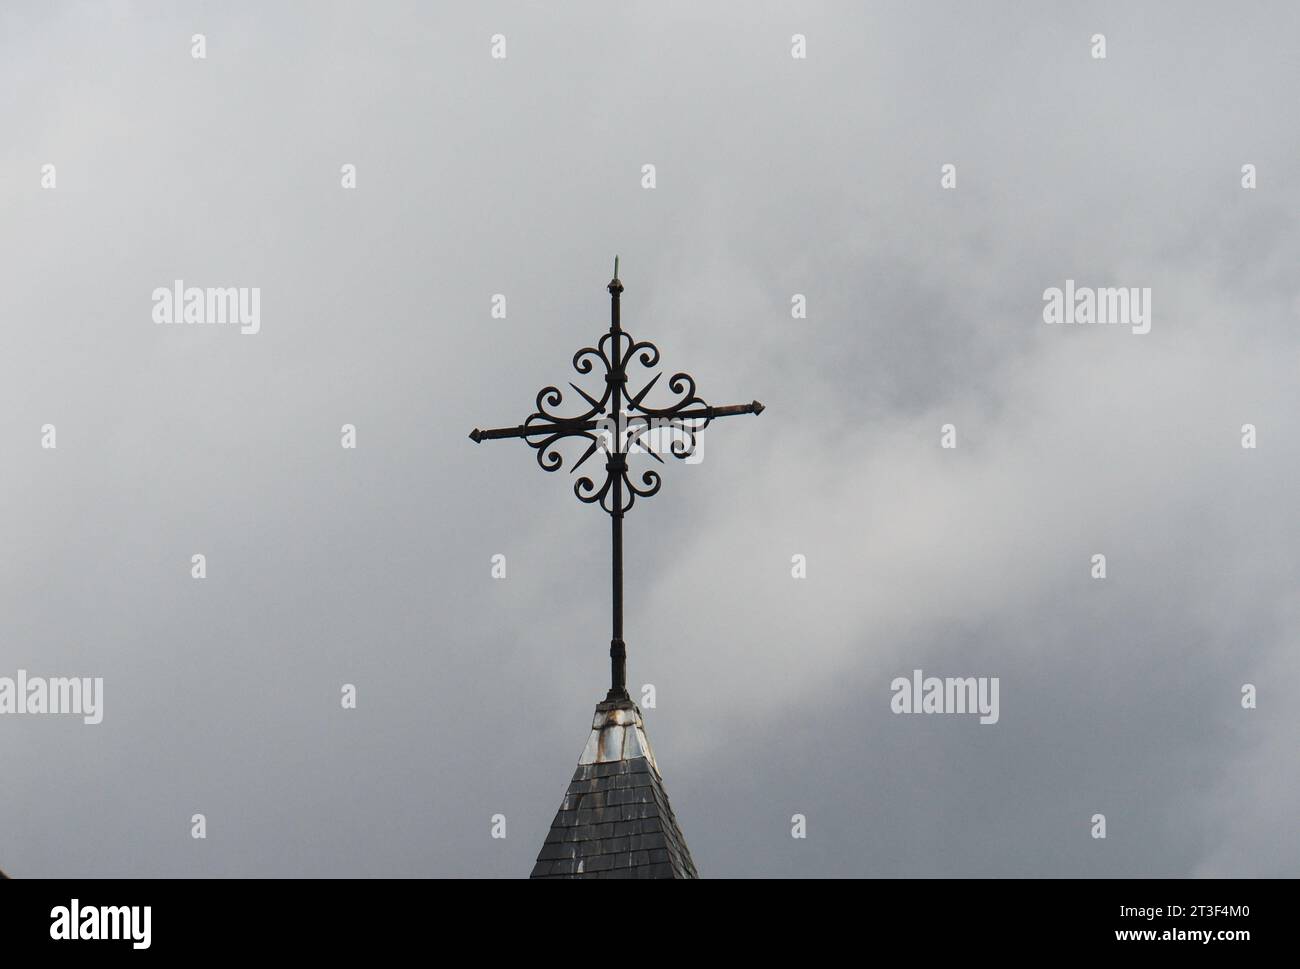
[0,0,1296,877]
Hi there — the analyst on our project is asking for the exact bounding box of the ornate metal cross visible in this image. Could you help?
[469,259,763,701]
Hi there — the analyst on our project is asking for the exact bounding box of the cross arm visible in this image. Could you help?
[684,400,765,420]
[469,419,600,443]
[468,400,763,443]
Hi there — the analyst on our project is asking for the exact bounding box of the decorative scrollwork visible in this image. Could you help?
[514,323,712,516]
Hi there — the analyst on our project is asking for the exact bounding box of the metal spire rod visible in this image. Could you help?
[469,260,764,699]
[608,259,626,697]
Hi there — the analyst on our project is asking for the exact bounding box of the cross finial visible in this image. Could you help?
[469,264,762,697]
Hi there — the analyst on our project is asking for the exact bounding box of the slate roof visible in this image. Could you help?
[530,695,698,879]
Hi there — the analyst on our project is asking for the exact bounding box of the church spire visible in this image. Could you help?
[530,694,697,878]
[468,262,763,877]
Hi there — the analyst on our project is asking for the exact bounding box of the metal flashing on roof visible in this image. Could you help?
[530,696,698,879]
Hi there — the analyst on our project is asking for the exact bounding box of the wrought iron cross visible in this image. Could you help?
[469,259,763,701]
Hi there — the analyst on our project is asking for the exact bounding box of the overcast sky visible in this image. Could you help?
[2,1,1297,877]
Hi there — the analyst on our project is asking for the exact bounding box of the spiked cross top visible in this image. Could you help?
[469,259,763,699]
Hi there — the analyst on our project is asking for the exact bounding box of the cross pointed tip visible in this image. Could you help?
[469,428,483,443]
[752,400,765,415]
